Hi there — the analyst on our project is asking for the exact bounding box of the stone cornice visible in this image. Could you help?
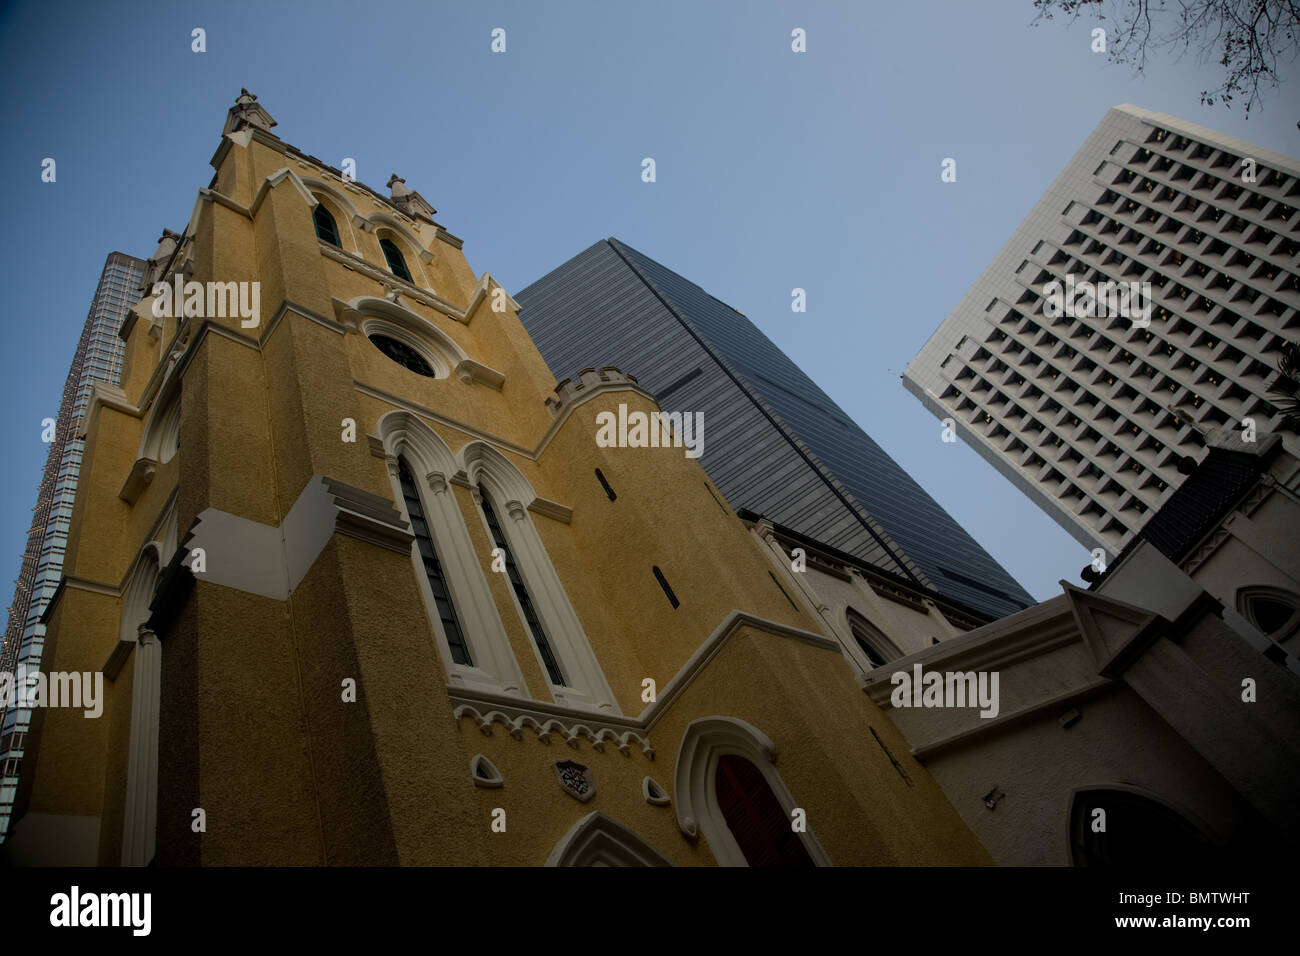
[319,242,465,318]
[860,595,1080,706]
[527,497,572,525]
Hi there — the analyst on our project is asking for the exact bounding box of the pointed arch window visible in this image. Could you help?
[460,439,617,712]
[379,412,528,698]
[312,203,341,247]
[1238,586,1300,651]
[397,457,471,666]
[846,609,902,669]
[379,237,413,283]
[479,485,566,686]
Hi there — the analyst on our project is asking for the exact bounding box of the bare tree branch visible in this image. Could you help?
[1032,0,1300,115]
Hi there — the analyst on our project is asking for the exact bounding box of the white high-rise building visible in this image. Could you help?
[905,105,1299,557]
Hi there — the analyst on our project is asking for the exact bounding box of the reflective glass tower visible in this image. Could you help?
[516,238,1033,620]
[0,251,147,841]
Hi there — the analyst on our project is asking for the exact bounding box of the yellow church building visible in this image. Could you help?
[5,91,993,867]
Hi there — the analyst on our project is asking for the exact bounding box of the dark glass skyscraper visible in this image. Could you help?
[0,251,146,841]
[516,239,1033,620]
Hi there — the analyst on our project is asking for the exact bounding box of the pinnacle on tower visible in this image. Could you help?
[386,173,437,222]
[222,88,277,137]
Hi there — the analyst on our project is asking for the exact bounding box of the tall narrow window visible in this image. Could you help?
[313,204,341,247]
[479,487,566,686]
[380,237,413,282]
[398,458,471,665]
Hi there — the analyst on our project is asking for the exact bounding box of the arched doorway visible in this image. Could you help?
[715,754,815,867]
[1068,787,1224,866]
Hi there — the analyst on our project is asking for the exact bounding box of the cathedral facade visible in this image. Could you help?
[5,92,989,866]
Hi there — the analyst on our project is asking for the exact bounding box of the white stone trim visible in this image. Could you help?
[119,546,162,867]
[377,411,529,699]
[249,166,317,219]
[445,610,841,757]
[545,811,673,867]
[369,215,433,287]
[470,754,504,789]
[673,716,832,867]
[450,692,653,758]
[301,178,365,255]
[181,475,415,602]
[642,776,670,806]
[461,440,620,714]
[363,317,455,379]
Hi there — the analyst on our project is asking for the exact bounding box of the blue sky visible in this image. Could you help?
[1,0,1296,604]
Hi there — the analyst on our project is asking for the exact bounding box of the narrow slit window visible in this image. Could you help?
[595,468,616,501]
[479,488,566,686]
[398,458,471,666]
[768,571,799,612]
[653,566,679,609]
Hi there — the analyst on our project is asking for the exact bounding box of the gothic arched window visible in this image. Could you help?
[1239,586,1300,652]
[478,484,566,687]
[846,609,902,668]
[312,203,341,247]
[398,457,471,666]
[378,412,527,698]
[379,237,413,283]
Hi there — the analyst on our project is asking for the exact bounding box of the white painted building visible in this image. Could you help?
[905,105,1300,557]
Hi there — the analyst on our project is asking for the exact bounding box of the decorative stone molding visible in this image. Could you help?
[320,243,462,316]
[673,715,832,866]
[222,88,277,136]
[461,440,619,713]
[544,812,673,867]
[554,759,596,802]
[118,458,158,505]
[470,754,504,789]
[462,272,520,325]
[527,497,572,525]
[545,366,644,417]
[376,410,529,698]
[643,776,671,807]
[454,358,505,390]
[249,167,317,219]
[386,173,437,224]
[449,694,653,758]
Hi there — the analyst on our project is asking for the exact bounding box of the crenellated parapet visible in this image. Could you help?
[545,366,641,417]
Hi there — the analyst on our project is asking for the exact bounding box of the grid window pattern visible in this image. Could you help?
[905,106,1300,554]
[478,488,566,686]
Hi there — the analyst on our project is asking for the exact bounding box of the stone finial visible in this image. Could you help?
[223,88,278,136]
[385,173,437,221]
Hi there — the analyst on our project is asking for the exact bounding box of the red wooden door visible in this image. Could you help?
[714,754,815,867]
